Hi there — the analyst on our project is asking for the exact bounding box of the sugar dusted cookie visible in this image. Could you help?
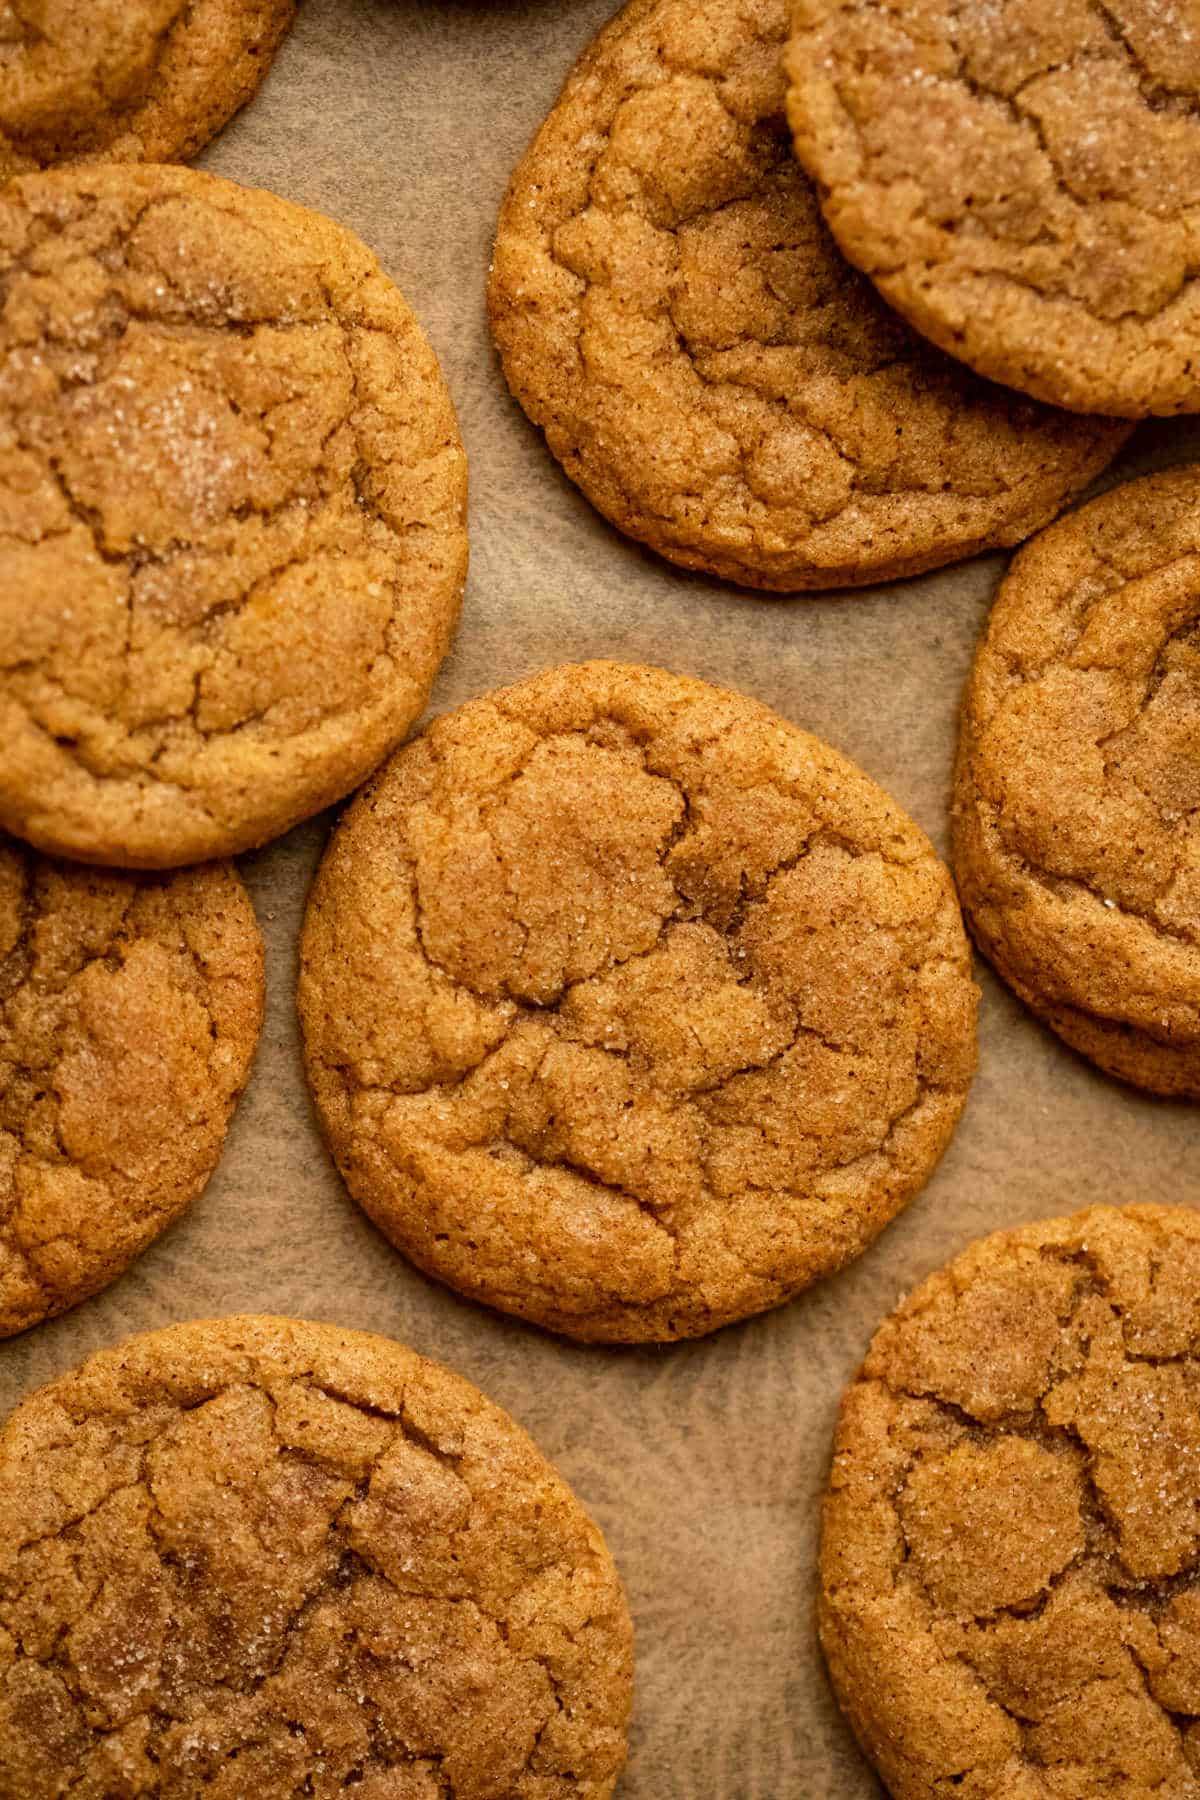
[0,163,468,868]
[787,0,1200,417]
[0,0,296,177]
[954,466,1200,1097]
[300,661,978,1342]
[821,1206,1200,1798]
[0,836,263,1334]
[0,1316,633,1795]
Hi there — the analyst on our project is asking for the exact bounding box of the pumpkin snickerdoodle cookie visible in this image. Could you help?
[786,0,1200,418]
[487,0,1128,593]
[954,466,1200,1098]
[0,163,468,869]
[0,1315,634,1796]
[299,662,979,1343]
[0,0,295,179]
[821,1205,1200,1799]
[0,836,263,1336]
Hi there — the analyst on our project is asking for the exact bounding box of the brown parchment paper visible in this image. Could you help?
[3,4,1200,1795]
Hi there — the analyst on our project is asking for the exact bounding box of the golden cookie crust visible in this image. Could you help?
[487,0,1128,594]
[299,661,979,1343]
[953,466,1200,1097]
[0,0,295,178]
[0,163,469,869]
[0,1315,634,1797]
[821,1205,1200,1800]
[786,0,1200,418]
[0,836,263,1337]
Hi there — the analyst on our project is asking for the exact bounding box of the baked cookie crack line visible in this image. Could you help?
[870,1415,1196,1752]
[1086,0,1200,109]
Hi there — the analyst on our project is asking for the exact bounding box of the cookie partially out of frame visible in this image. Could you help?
[786,0,1200,417]
[0,836,263,1335]
[954,466,1200,1097]
[0,0,296,178]
[0,1316,634,1797]
[300,661,978,1343]
[822,1205,1200,1799]
[488,0,1128,592]
[0,163,468,869]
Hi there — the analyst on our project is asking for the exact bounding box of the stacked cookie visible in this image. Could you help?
[0,1,1197,1798]
[488,0,1129,592]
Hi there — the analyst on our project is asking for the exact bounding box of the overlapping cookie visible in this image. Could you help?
[490,0,1128,590]
[787,0,1200,417]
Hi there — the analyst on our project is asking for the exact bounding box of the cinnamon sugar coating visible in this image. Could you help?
[0,1316,633,1796]
[300,662,978,1342]
[0,164,468,868]
[822,1206,1200,1798]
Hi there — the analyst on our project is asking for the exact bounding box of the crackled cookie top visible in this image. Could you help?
[953,466,1200,1096]
[0,0,295,177]
[299,663,978,1343]
[0,1316,633,1797]
[821,1205,1200,1798]
[0,837,262,1336]
[787,0,1200,417]
[487,0,1127,593]
[0,164,468,869]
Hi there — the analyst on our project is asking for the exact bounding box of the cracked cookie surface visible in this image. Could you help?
[299,661,979,1343]
[821,1204,1200,1799]
[953,466,1200,1097]
[0,0,295,177]
[487,0,1127,593]
[0,1314,634,1797]
[786,0,1200,418]
[0,835,263,1336]
[0,163,469,869]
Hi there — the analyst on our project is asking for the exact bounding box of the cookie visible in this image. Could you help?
[0,836,263,1336]
[0,163,469,869]
[821,1204,1200,1799]
[299,661,979,1343]
[786,1,1200,418]
[0,0,295,178]
[953,466,1200,1098]
[486,0,1128,593]
[0,1315,634,1797]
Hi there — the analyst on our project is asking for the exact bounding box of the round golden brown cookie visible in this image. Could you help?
[953,466,1200,1098]
[0,836,263,1336]
[0,0,295,178]
[786,0,1200,419]
[0,1315,634,1797]
[821,1204,1200,1799]
[486,0,1128,593]
[0,163,469,869]
[299,661,979,1343]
